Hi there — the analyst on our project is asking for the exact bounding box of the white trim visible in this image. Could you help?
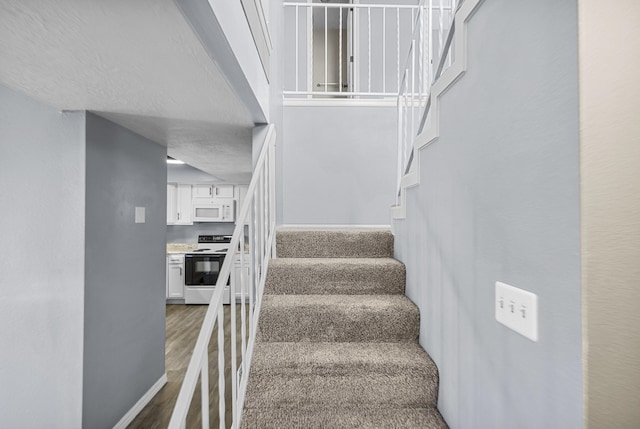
[283,98,397,107]
[392,0,485,221]
[112,373,167,429]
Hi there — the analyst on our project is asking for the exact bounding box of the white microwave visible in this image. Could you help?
[192,200,235,222]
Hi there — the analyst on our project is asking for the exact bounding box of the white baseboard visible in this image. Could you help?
[113,373,167,429]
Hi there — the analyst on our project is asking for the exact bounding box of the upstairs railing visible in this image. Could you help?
[168,125,276,429]
[284,2,445,99]
[397,0,457,193]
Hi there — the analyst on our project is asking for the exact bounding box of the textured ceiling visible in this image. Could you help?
[0,0,254,182]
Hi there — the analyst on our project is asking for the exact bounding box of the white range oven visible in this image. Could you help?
[184,235,231,305]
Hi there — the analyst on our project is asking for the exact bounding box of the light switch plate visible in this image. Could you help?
[135,206,146,224]
[495,281,538,342]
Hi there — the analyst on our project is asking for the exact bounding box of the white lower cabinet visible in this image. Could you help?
[167,254,185,299]
[232,256,251,302]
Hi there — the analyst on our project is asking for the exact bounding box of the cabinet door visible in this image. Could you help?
[193,184,214,199]
[214,184,234,199]
[167,184,178,225]
[167,264,184,298]
[176,184,193,225]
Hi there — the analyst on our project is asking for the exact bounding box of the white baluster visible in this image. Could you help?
[201,349,209,429]
[217,306,225,429]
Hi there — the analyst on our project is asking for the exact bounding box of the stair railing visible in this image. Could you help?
[396,0,458,196]
[283,2,435,99]
[168,125,277,429]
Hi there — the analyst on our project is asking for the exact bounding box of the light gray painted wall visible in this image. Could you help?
[281,105,396,225]
[0,84,86,428]
[83,113,167,429]
[394,1,581,428]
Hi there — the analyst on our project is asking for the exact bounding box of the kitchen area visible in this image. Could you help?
[166,160,250,306]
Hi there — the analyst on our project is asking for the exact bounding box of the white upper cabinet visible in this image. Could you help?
[193,184,215,199]
[176,184,193,225]
[192,184,234,200]
[214,184,234,199]
[167,184,178,225]
[167,183,194,225]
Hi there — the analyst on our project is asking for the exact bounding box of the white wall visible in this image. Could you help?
[579,1,640,427]
[281,105,397,225]
[393,1,582,427]
[0,84,86,428]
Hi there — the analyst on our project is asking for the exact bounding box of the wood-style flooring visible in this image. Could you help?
[128,304,249,429]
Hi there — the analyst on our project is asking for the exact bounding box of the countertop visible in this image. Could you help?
[166,243,251,254]
[167,243,197,254]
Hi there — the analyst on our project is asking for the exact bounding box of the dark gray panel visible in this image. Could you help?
[83,113,167,429]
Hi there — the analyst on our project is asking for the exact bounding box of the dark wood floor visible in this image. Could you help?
[128,304,249,429]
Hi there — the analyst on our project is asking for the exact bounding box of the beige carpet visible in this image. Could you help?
[241,228,448,428]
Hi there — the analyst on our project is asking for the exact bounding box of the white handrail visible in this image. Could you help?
[168,124,277,429]
[396,0,457,197]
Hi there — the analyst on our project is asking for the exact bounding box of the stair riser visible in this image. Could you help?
[244,373,438,409]
[241,407,449,429]
[265,262,405,295]
[276,230,394,258]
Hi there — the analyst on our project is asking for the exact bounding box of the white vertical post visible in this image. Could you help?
[410,41,415,145]
[230,255,237,426]
[217,308,225,429]
[240,228,247,367]
[269,139,276,257]
[449,0,456,67]
[439,0,444,61]
[249,198,256,332]
[324,6,328,93]
[201,350,209,429]
[295,5,299,92]
[396,8,400,93]
[262,166,268,258]
[367,7,371,94]
[339,7,343,93]
[382,8,386,94]
[307,5,313,96]
[397,98,403,192]
[428,0,433,85]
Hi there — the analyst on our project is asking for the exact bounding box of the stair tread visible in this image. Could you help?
[258,295,419,342]
[276,228,394,258]
[266,257,405,295]
[241,407,449,429]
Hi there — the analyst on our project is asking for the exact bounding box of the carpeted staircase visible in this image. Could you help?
[241,228,448,428]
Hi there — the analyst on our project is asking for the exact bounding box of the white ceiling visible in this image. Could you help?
[0,0,255,182]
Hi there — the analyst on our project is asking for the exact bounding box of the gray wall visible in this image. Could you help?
[83,113,167,428]
[394,1,582,428]
[281,105,396,225]
[0,84,86,428]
